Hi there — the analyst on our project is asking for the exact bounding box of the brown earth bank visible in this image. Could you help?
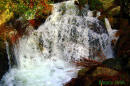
[65,65,130,86]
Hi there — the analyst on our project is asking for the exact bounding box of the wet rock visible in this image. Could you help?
[115,30,130,74]
[98,0,117,10]
[0,24,22,80]
[87,20,108,34]
[116,19,130,58]
[120,0,130,19]
[78,0,88,6]
[53,0,69,3]
[89,0,103,11]
[65,66,129,86]
[108,6,120,16]
[74,0,88,11]
[89,0,120,14]
[0,39,9,80]
[102,58,122,71]
[89,0,120,30]
[107,17,120,29]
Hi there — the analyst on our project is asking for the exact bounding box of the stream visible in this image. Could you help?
[0,1,114,86]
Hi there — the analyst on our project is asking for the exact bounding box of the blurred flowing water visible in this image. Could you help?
[0,1,114,86]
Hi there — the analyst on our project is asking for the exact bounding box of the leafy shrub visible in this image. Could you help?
[0,0,53,20]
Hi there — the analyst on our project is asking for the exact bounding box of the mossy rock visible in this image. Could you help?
[89,0,120,15]
[88,0,103,11]
[92,66,119,77]
[99,0,115,10]
[78,0,88,6]
[102,58,122,71]
[108,6,120,16]
[66,65,129,86]
[78,67,89,77]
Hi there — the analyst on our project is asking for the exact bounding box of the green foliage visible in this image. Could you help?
[0,0,53,20]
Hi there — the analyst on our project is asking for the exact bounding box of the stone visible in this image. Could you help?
[65,65,129,86]
[0,39,9,80]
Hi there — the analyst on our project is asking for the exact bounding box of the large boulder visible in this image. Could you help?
[88,0,120,29]
[89,0,120,15]
[66,66,129,86]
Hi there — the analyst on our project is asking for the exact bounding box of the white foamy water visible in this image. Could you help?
[0,1,114,86]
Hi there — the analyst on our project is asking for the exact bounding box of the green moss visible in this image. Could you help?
[89,0,103,10]
[99,0,114,10]
[78,68,89,77]
[78,0,87,6]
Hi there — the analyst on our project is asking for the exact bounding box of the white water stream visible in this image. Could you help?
[0,1,114,86]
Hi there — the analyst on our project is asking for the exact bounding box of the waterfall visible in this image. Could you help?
[105,18,119,46]
[105,18,112,35]
[0,1,114,86]
[5,41,11,69]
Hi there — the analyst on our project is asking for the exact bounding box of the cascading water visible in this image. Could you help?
[0,1,114,86]
[5,41,12,69]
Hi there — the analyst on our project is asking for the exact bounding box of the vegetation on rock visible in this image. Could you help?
[89,0,103,11]
[0,0,53,20]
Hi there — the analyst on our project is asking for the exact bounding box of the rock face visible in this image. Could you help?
[65,66,129,86]
[0,39,9,80]
[120,0,130,18]
[115,20,130,74]
[88,0,121,30]
[114,0,130,74]
[0,24,18,80]
[116,25,130,58]
[89,0,120,14]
